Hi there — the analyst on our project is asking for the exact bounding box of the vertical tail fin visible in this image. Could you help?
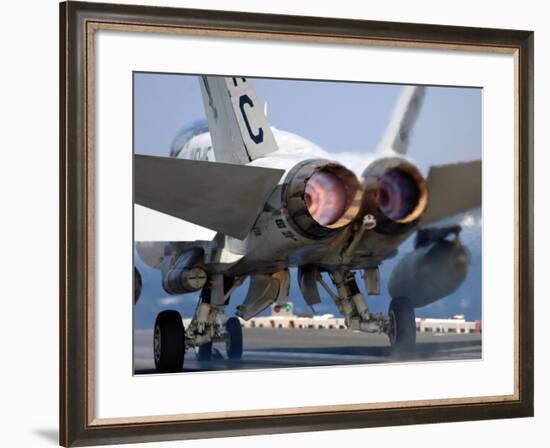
[377,85,426,156]
[199,76,279,164]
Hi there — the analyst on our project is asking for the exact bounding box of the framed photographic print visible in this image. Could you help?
[59,1,533,446]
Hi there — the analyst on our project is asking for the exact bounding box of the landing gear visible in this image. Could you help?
[151,276,244,370]
[134,267,142,304]
[225,316,243,359]
[185,276,243,362]
[388,297,416,353]
[318,269,388,333]
[153,310,186,373]
[193,316,243,362]
[317,268,416,351]
[197,341,213,362]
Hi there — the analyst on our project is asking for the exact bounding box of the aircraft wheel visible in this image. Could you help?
[153,310,185,373]
[134,267,142,304]
[388,298,416,353]
[225,317,243,360]
[197,341,213,362]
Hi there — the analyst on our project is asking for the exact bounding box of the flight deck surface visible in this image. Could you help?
[134,328,481,374]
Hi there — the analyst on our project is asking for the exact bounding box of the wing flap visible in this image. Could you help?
[421,160,482,225]
[134,155,284,240]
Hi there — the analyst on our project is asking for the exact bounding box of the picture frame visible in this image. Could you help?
[59,1,534,446]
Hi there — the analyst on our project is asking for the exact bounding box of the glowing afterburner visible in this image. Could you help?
[283,159,361,239]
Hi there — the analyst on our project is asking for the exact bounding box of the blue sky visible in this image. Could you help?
[133,73,482,330]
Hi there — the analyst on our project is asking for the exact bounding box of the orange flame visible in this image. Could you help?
[304,171,347,226]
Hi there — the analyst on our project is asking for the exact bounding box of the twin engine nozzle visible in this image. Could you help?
[282,157,428,239]
[361,157,429,233]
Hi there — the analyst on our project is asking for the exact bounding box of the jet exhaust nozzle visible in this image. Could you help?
[362,157,428,233]
[283,159,362,239]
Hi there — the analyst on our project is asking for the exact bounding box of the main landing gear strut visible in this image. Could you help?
[152,277,244,373]
[317,269,416,353]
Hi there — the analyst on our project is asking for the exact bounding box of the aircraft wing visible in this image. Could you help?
[199,76,279,164]
[420,160,481,225]
[134,155,284,240]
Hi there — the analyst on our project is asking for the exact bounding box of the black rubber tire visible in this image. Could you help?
[134,267,142,304]
[388,298,416,353]
[197,341,213,362]
[153,310,185,373]
[225,317,243,360]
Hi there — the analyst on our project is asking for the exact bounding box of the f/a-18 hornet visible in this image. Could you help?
[134,76,481,373]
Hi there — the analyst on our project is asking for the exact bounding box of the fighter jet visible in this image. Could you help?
[134,76,481,373]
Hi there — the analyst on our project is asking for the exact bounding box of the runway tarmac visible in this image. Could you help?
[134,328,482,374]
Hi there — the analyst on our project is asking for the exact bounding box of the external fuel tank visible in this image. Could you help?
[388,238,470,308]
